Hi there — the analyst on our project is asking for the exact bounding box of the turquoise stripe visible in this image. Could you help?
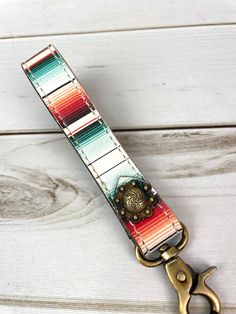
[30,54,66,80]
[100,160,144,198]
[32,60,59,77]
[31,56,58,76]
[36,67,68,85]
[71,120,107,147]
[78,131,117,163]
[26,58,61,83]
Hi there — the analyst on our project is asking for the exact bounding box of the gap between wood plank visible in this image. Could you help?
[0,296,234,312]
[1,21,236,41]
[0,124,236,136]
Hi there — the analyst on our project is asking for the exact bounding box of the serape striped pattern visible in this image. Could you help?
[22,45,182,258]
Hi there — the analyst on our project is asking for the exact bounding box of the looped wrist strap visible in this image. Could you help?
[22,45,182,260]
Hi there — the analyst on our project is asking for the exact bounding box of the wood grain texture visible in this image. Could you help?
[0,128,235,312]
[0,299,235,314]
[0,0,236,39]
[1,25,236,132]
[1,2,236,312]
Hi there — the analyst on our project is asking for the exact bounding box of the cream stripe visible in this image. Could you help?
[64,110,100,136]
[88,148,128,178]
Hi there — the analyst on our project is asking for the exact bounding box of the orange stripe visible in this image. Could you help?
[134,212,169,234]
[143,224,174,245]
[132,225,175,250]
[138,218,172,237]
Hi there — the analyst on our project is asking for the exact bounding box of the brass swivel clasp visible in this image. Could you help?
[160,245,221,314]
[135,223,221,314]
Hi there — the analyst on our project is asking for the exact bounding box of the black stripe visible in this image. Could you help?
[64,106,91,125]
[42,79,73,98]
[88,146,120,165]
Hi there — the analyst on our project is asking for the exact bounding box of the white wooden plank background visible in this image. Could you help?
[0,1,236,313]
[0,0,236,38]
[1,26,236,132]
[0,129,235,313]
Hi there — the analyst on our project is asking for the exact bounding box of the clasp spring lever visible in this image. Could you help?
[160,244,221,314]
[135,223,221,314]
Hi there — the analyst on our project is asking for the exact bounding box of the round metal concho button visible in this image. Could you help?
[123,187,146,213]
[113,180,158,223]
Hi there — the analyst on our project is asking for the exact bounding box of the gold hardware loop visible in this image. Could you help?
[175,221,189,251]
[135,222,189,267]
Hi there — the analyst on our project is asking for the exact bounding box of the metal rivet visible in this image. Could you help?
[176,271,187,282]
[150,197,155,202]
[144,185,149,191]
[120,210,126,216]
[120,186,124,191]
[131,181,136,186]
[115,198,120,203]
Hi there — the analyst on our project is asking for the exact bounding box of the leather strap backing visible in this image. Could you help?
[22,45,182,260]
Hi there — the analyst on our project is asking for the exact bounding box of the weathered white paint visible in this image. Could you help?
[0,0,236,38]
[0,300,235,314]
[1,1,236,312]
[1,26,236,132]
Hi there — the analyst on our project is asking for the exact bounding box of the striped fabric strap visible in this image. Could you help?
[22,45,182,260]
